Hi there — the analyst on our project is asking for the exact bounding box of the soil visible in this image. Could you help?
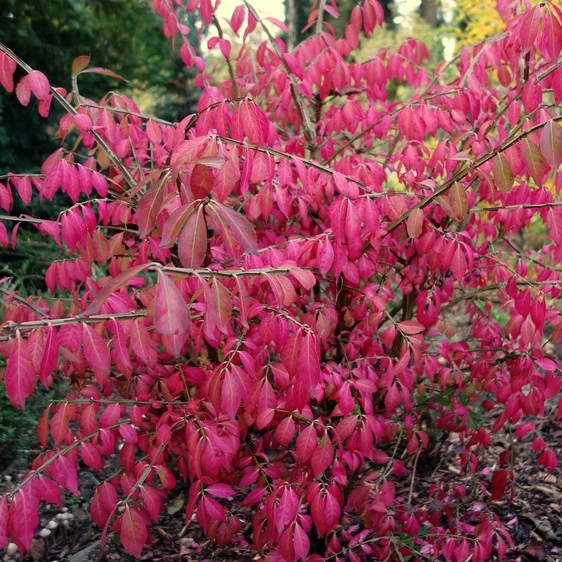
[1,413,561,562]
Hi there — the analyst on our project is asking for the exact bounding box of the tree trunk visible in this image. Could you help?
[420,0,438,28]
[286,0,298,50]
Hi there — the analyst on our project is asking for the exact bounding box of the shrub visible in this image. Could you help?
[1,1,562,560]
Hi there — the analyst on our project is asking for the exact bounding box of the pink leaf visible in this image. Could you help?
[493,154,514,193]
[82,324,110,375]
[5,332,36,409]
[206,484,236,498]
[211,201,258,253]
[136,182,165,238]
[298,331,321,392]
[160,202,197,248]
[522,138,549,185]
[540,120,562,168]
[83,263,148,316]
[406,208,423,238]
[155,270,190,335]
[0,52,17,92]
[293,522,310,560]
[120,506,147,557]
[8,489,39,552]
[27,70,50,101]
[311,434,334,477]
[178,206,207,269]
[296,424,317,463]
[72,55,91,76]
[81,67,128,81]
[0,495,8,549]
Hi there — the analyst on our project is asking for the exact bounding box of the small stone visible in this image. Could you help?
[6,544,17,557]
[30,538,46,561]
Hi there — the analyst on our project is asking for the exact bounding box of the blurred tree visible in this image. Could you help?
[284,0,396,49]
[420,0,439,28]
[455,0,503,44]
[0,0,199,174]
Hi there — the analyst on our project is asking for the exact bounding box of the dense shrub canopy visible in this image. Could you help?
[1,0,562,560]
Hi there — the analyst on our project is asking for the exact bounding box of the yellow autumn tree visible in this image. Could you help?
[455,0,505,44]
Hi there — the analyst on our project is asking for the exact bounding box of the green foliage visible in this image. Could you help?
[0,0,199,174]
[0,382,56,471]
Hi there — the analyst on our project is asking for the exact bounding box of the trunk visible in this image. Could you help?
[420,0,438,28]
[286,0,298,51]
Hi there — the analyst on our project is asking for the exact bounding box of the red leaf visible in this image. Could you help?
[522,138,549,185]
[90,488,110,528]
[82,324,110,375]
[276,487,298,532]
[111,319,133,379]
[8,489,39,552]
[81,67,128,81]
[221,368,241,417]
[398,105,426,141]
[51,403,71,445]
[119,424,138,444]
[211,201,258,254]
[178,206,207,269]
[72,55,91,76]
[539,120,562,168]
[547,208,562,245]
[0,51,17,92]
[296,424,317,463]
[27,70,50,101]
[519,6,541,52]
[493,154,514,193]
[84,263,148,315]
[275,416,296,446]
[298,331,321,392]
[10,176,32,205]
[15,76,31,106]
[241,99,265,145]
[131,318,156,366]
[212,278,232,335]
[191,163,214,199]
[206,484,236,498]
[39,325,59,387]
[160,202,197,248]
[81,442,104,470]
[293,522,310,560]
[154,270,190,335]
[120,506,147,557]
[0,495,8,549]
[311,434,334,477]
[490,470,509,501]
[449,182,468,221]
[5,332,36,408]
[406,208,423,239]
[397,320,425,335]
[136,182,165,238]
[140,485,165,521]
